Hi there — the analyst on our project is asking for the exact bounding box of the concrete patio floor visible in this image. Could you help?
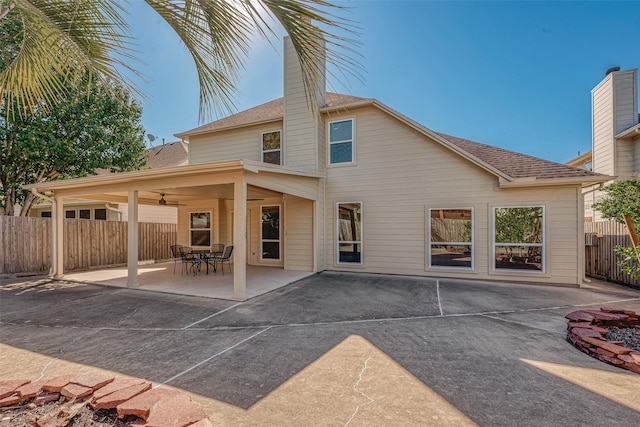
[61,262,314,300]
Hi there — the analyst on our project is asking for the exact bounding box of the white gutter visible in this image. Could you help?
[498,175,612,189]
[104,203,122,221]
[30,188,57,277]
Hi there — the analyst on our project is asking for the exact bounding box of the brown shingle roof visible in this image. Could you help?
[96,140,188,176]
[143,140,189,169]
[437,132,604,180]
[177,90,607,183]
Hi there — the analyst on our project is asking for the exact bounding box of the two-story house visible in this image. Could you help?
[26,37,608,300]
[566,67,640,221]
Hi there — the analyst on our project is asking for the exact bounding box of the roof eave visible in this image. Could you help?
[498,175,613,189]
[320,99,376,113]
[615,123,640,140]
[175,117,283,140]
[565,150,593,167]
[23,160,323,193]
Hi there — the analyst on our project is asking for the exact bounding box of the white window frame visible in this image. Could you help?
[189,210,212,249]
[492,205,545,274]
[260,205,281,262]
[328,118,355,166]
[261,129,282,165]
[336,201,363,265]
[427,207,474,270]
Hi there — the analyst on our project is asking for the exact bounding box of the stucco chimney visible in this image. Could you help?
[283,36,326,171]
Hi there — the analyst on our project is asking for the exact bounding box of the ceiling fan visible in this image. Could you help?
[158,194,185,206]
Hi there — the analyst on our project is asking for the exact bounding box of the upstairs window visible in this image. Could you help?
[493,206,544,272]
[262,130,282,165]
[329,119,354,165]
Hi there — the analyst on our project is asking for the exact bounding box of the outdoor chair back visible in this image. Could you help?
[170,244,183,274]
[214,245,234,275]
[179,246,201,276]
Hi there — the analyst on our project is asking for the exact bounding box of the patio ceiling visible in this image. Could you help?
[70,184,284,207]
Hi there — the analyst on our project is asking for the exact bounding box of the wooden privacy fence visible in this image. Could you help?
[585,220,640,286]
[0,216,177,275]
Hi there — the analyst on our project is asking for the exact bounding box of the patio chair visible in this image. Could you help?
[179,246,202,276]
[170,244,183,274]
[210,243,225,257]
[212,245,233,275]
[204,243,225,272]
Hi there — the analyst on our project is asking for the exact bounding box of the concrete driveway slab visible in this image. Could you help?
[2,272,640,426]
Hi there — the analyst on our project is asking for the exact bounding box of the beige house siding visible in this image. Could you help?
[592,76,615,177]
[323,106,582,285]
[284,195,314,271]
[616,139,635,179]
[245,172,318,201]
[117,204,177,224]
[613,69,638,134]
[188,122,282,164]
[634,134,640,173]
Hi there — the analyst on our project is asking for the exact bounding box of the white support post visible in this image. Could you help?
[127,190,139,287]
[233,178,247,300]
[53,197,64,279]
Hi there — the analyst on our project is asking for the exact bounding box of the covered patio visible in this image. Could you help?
[25,159,322,301]
[62,263,315,300]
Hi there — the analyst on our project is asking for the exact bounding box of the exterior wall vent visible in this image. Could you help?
[605,66,620,76]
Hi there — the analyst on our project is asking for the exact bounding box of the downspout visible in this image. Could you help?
[105,203,122,221]
[582,182,605,196]
[30,188,57,277]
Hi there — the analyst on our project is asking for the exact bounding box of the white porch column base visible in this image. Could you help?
[127,190,139,287]
[233,178,247,300]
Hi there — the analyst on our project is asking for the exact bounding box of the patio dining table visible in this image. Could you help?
[192,249,224,274]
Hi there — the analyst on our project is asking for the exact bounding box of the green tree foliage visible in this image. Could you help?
[494,207,543,262]
[0,0,361,121]
[592,180,640,227]
[0,11,146,216]
[494,207,542,244]
[592,179,640,278]
[0,74,146,216]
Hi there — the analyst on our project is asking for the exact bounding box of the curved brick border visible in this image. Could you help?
[566,307,640,374]
[0,374,212,426]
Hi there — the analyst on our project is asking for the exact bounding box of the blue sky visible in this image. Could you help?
[125,1,640,163]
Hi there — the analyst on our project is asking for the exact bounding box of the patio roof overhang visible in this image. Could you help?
[24,159,324,204]
[24,159,323,301]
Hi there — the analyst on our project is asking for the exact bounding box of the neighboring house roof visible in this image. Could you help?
[143,140,189,169]
[176,93,608,187]
[565,150,593,168]
[616,122,640,139]
[96,140,189,175]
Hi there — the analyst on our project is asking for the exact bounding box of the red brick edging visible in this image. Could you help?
[0,374,212,426]
[566,307,640,374]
